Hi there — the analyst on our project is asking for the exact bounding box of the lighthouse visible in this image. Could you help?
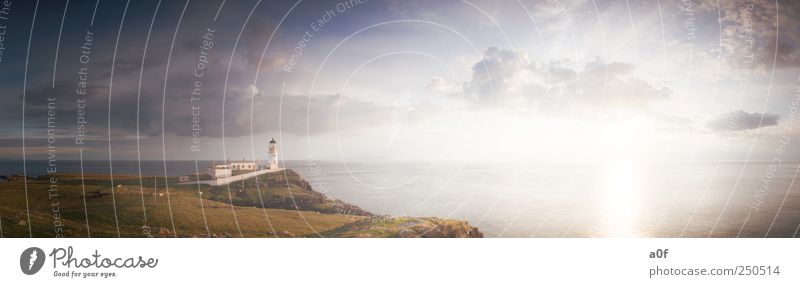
[268,138,279,169]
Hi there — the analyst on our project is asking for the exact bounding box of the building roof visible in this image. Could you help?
[228,160,259,163]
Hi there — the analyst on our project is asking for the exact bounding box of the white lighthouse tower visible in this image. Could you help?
[268,138,279,169]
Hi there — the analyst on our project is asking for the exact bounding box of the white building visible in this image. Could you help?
[207,163,232,179]
[205,139,279,179]
[229,160,259,171]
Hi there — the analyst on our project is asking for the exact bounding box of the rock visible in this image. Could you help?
[322,217,484,238]
[422,221,484,238]
[17,220,27,226]
[220,170,373,216]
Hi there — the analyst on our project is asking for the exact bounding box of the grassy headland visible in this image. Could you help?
[0,170,482,238]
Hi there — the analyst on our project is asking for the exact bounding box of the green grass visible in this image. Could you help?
[0,170,481,238]
[0,177,363,238]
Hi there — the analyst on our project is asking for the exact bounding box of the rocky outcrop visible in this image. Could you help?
[217,170,483,237]
[417,219,484,238]
[206,169,372,216]
[320,216,484,238]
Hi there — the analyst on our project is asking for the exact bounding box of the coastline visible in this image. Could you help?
[0,169,482,238]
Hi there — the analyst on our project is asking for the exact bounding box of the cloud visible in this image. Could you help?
[707,110,780,131]
[461,48,670,115]
[544,58,670,108]
[8,36,395,143]
[463,47,533,104]
[424,76,461,96]
[12,78,392,141]
[695,0,800,72]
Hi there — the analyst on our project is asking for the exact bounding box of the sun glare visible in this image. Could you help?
[599,120,644,237]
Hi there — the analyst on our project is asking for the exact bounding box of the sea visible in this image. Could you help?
[1,160,799,238]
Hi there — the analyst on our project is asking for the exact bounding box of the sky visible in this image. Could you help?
[1,0,799,163]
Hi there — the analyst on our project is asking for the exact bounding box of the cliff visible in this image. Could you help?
[204,169,372,216]
[322,216,484,238]
[0,170,483,238]
[206,170,483,238]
